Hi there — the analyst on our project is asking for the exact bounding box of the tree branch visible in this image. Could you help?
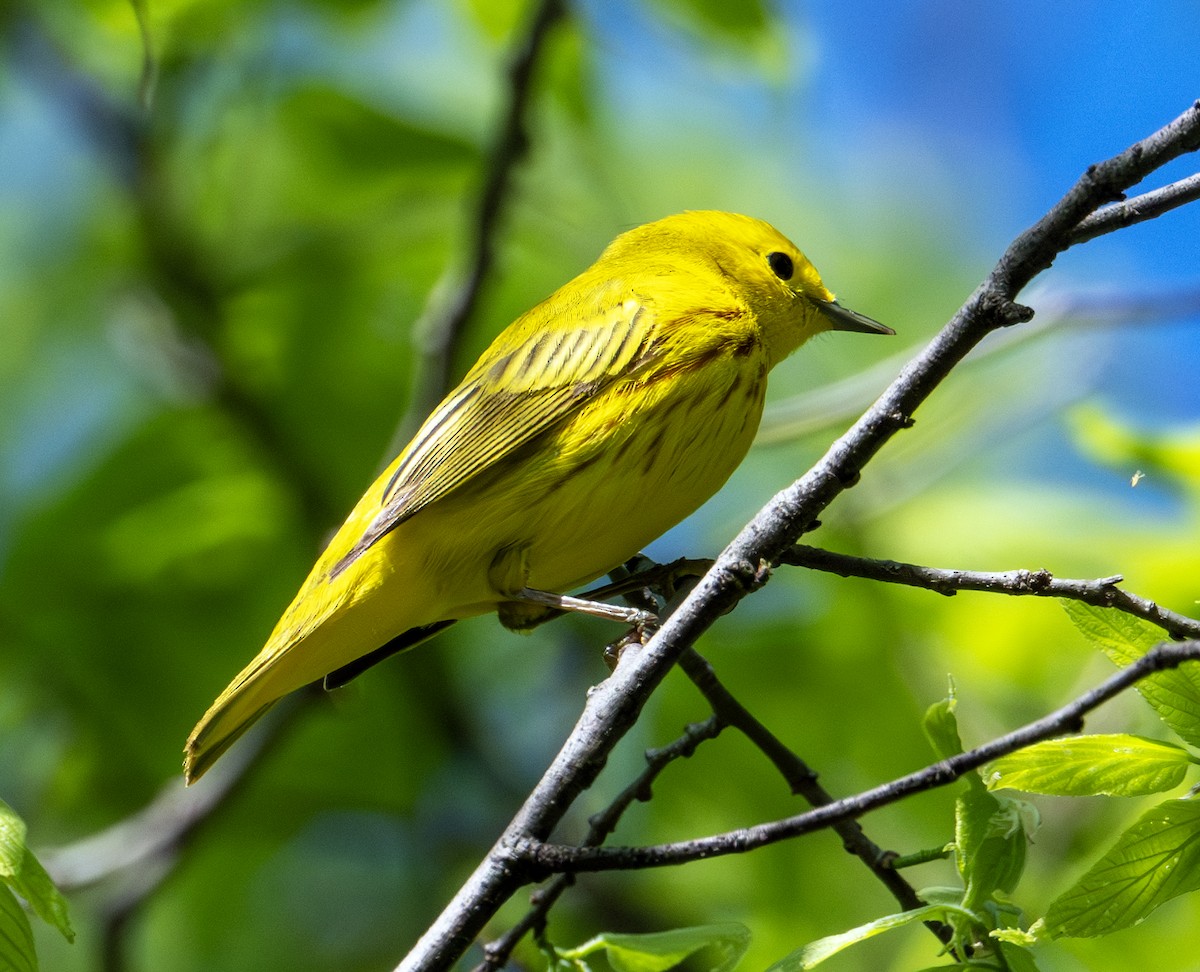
[479,640,953,970]
[394,101,1200,972]
[515,641,1200,874]
[780,546,1200,640]
[1070,171,1200,245]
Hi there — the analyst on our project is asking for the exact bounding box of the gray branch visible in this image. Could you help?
[780,545,1200,640]
[475,714,723,972]
[1070,171,1200,245]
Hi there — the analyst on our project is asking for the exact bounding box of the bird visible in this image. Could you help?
[183,211,892,782]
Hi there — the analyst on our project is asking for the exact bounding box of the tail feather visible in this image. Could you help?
[183,645,308,784]
[184,617,454,783]
[184,515,456,782]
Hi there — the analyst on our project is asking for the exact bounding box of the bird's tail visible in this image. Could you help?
[183,633,315,784]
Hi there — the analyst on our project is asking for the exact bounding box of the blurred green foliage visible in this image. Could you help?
[1,1,1198,970]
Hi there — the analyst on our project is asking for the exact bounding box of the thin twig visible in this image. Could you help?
[395,102,1200,972]
[514,641,1200,874]
[1070,171,1200,245]
[781,546,1200,640]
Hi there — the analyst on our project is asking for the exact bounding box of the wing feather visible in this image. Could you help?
[330,296,657,577]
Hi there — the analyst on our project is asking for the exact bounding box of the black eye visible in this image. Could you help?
[766,251,794,281]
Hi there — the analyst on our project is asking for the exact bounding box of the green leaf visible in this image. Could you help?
[648,0,771,43]
[995,938,1044,972]
[766,904,974,970]
[643,0,789,80]
[985,734,1193,797]
[955,786,1028,909]
[923,681,964,761]
[463,0,529,40]
[1062,601,1163,664]
[562,922,750,972]
[0,800,73,944]
[1043,797,1200,937]
[279,87,479,185]
[0,885,37,972]
[1062,602,1200,748]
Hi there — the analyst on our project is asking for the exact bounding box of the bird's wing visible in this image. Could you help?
[330,295,659,577]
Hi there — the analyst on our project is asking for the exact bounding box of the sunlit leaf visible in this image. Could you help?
[766,904,974,970]
[1070,405,1200,497]
[561,922,750,972]
[0,800,74,943]
[993,939,1044,972]
[648,0,771,43]
[644,0,789,79]
[923,682,964,761]
[956,785,1027,908]
[1044,797,1200,937]
[1062,602,1200,748]
[985,734,1193,797]
[463,0,529,40]
[0,884,37,972]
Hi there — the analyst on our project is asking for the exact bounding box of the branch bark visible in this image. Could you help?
[780,546,1200,640]
[395,101,1200,972]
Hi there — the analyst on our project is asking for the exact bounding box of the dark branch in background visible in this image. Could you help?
[396,103,1200,972]
[781,546,1200,640]
[515,641,1200,874]
[388,0,568,451]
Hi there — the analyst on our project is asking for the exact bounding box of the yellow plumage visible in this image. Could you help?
[183,211,891,782]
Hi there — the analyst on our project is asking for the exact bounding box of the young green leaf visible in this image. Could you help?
[1043,797,1200,937]
[923,682,964,761]
[955,785,1028,909]
[560,922,750,972]
[0,884,37,972]
[1062,602,1200,748]
[993,938,1044,972]
[765,904,976,971]
[985,734,1193,797]
[0,800,74,944]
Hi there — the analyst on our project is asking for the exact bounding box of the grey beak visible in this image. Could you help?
[817,300,895,335]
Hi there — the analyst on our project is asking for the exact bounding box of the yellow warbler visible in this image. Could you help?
[184,211,891,782]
